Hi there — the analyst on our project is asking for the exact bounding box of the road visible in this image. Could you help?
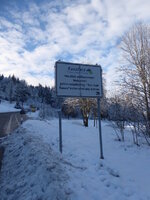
[0,112,27,137]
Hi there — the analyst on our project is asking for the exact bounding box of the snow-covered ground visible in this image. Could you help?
[1,115,150,200]
[0,100,19,113]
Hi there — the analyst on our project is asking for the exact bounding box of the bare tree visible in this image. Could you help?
[64,98,96,127]
[120,23,150,138]
[62,101,77,119]
[108,95,127,141]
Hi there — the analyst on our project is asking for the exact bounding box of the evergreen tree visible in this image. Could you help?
[15,83,30,107]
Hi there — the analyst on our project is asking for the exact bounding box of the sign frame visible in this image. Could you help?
[55,61,103,98]
[54,60,104,159]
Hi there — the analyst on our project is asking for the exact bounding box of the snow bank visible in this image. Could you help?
[0,127,72,200]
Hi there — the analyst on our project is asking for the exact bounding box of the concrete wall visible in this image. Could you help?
[0,112,27,137]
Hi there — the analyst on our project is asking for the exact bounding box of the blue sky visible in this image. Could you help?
[0,0,150,91]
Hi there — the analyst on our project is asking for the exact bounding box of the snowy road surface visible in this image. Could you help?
[0,117,150,200]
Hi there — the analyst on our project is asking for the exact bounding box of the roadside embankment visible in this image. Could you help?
[0,112,27,137]
[0,112,27,172]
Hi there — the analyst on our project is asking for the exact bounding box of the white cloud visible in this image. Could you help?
[0,0,150,91]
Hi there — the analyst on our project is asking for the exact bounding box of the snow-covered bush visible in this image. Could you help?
[39,104,58,119]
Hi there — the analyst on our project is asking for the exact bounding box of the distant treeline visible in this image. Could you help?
[0,74,58,107]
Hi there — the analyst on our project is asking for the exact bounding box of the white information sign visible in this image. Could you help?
[55,61,102,97]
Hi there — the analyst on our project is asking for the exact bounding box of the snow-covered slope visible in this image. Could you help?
[0,118,150,200]
[0,127,71,200]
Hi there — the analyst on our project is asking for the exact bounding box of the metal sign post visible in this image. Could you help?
[58,109,62,153]
[97,97,104,159]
